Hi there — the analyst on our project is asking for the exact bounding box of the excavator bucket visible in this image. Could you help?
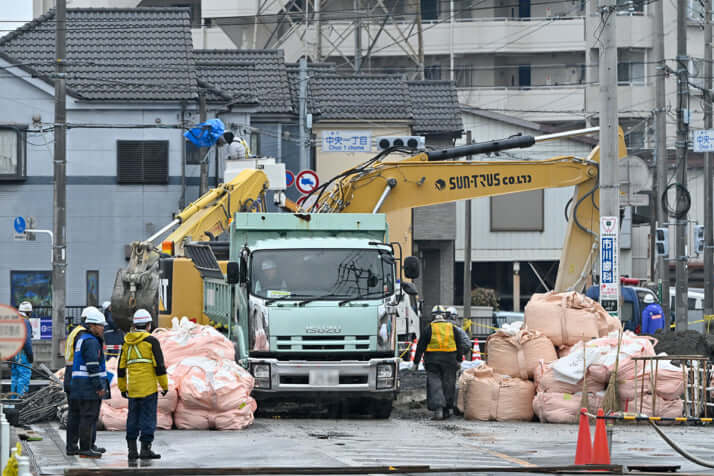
[110,241,161,331]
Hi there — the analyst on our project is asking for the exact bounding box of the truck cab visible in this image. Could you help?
[198,212,419,417]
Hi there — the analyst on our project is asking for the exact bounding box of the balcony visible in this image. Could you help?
[458,86,585,122]
[191,26,237,49]
[277,17,586,61]
[202,0,285,18]
[585,15,654,48]
[585,84,654,117]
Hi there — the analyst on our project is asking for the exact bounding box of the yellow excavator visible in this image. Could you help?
[111,126,626,330]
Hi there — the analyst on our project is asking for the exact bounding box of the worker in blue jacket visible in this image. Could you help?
[12,301,34,397]
[70,310,109,459]
[102,301,124,360]
[641,294,665,334]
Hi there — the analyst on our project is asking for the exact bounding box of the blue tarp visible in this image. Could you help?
[184,119,225,148]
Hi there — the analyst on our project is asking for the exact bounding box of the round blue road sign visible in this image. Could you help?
[14,217,26,234]
[286,170,295,188]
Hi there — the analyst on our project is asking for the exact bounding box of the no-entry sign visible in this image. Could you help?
[0,305,28,361]
[296,170,319,194]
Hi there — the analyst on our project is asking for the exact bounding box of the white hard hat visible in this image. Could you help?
[133,309,152,325]
[84,308,107,326]
[102,301,111,311]
[261,259,277,271]
[643,294,655,304]
[446,306,458,316]
[18,301,32,313]
[431,305,446,315]
[81,306,101,319]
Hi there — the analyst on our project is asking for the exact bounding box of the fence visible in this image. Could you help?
[31,306,86,334]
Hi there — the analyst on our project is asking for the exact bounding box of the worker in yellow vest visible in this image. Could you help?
[412,305,468,420]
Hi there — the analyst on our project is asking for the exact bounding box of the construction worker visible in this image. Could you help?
[223,131,249,160]
[11,301,34,398]
[254,259,287,295]
[446,306,472,363]
[641,294,665,335]
[69,309,108,459]
[413,305,468,420]
[64,307,105,456]
[118,309,168,461]
[102,301,124,360]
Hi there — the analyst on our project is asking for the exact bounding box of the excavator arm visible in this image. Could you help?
[309,128,627,293]
[111,169,269,328]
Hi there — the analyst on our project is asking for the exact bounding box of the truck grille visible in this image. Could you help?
[275,335,371,351]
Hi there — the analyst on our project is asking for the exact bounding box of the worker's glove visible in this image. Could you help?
[121,391,128,399]
[160,389,168,397]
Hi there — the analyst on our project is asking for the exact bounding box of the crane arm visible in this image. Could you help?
[310,128,627,293]
[163,169,269,256]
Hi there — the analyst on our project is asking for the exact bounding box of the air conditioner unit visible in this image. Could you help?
[376,136,426,151]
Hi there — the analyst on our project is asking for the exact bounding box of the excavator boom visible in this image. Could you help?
[311,128,627,293]
[111,169,269,330]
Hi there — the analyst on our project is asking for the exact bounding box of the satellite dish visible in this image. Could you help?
[617,155,651,206]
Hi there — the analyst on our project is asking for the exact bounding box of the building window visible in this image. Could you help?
[617,49,645,85]
[0,127,26,181]
[185,140,202,165]
[424,64,441,80]
[421,0,439,20]
[117,140,169,184]
[490,190,544,232]
[455,66,474,87]
[86,270,99,307]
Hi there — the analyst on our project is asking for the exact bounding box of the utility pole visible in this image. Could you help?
[354,0,361,72]
[599,0,620,315]
[463,130,472,324]
[315,0,321,61]
[415,0,424,79]
[654,0,670,322]
[298,57,309,171]
[449,0,454,81]
[52,0,67,369]
[704,0,714,319]
[675,0,690,331]
[199,93,208,195]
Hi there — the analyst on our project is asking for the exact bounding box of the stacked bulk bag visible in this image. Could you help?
[486,329,557,379]
[461,366,535,421]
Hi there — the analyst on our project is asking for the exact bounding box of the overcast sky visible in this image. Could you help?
[0,1,33,36]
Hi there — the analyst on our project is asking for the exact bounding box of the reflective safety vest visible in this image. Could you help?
[71,333,107,379]
[65,325,86,365]
[426,321,457,352]
[125,344,153,366]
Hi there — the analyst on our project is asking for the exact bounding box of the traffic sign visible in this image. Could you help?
[0,305,28,360]
[285,170,295,188]
[13,217,26,234]
[296,170,319,194]
[296,195,308,207]
[693,129,714,152]
[599,216,619,316]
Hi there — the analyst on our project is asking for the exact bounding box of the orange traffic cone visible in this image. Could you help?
[471,339,482,361]
[574,408,592,465]
[592,408,610,465]
[409,339,417,362]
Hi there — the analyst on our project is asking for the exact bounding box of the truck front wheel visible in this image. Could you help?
[371,399,393,419]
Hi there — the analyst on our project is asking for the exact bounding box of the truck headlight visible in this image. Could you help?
[376,363,395,389]
[252,363,271,389]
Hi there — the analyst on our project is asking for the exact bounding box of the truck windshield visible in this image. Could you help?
[251,249,394,300]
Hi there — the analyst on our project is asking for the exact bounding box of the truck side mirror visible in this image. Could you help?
[226,262,240,285]
[239,255,248,284]
[402,281,418,296]
[404,256,420,279]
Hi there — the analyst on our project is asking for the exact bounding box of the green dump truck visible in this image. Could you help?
[189,212,419,417]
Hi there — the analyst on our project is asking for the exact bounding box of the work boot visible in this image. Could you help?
[66,446,79,456]
[431,408,444,420]
[140,441,161,459]
[92,445,106,454]
[443,408,452,420]
[127,440,139,461]
[78,448,102,459]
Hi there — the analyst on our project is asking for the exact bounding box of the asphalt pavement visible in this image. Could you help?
[21,415,714,475]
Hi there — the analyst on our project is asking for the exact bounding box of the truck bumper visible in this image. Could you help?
[248,357,399,393]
